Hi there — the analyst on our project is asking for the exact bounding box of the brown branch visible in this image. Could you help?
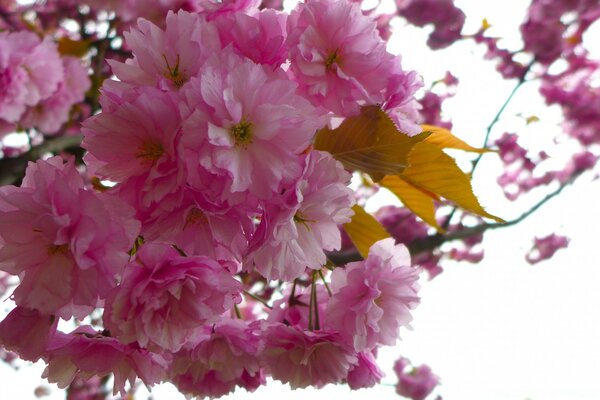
[0,135,83,186]
[329,172,581,265]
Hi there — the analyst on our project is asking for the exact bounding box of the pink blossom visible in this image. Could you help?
[247,151,354,281]
[104,243,242,352]
[0,307,58,362]
[519,0,600,64]
[262,323,357,389]
[0,157,140,319]
[21,56,90,134]
[197,0,261,20]
[215,9,288,67]
[394,357,440,400]
[382,58,424,135]
[525,233,569,265]
[42,326,167,395]
[86,0,198,24]
[287,0,392,116]
[347,351,384,390]
[141,189,248,262]
[326,238,420,351]
[397,0,466,49]
[0,31,63,122]
[181,49,323,199]
[109,10,219,91]
[65,376,105,400]
[82,86,185,214]
[171,319,264,398]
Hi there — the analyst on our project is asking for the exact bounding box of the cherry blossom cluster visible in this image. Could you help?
[396,0,466,50]
[0,1,424,397]
[0,30,89,138]
[394,357,440,400]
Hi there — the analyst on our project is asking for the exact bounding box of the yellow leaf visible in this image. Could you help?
[380,175,444,232]
[481,18,492,30]
[315,105,429,182]
[422,125,491,153]
[400,142,504,223]
[57,37,91,57]
[344,205,390,258]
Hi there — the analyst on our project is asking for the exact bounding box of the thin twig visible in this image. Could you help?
[318,270,332,297]
[243,290,272,310]
[442,61,535,230]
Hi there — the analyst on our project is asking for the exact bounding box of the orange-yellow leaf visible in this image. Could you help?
[315,105,429,182]
[380,175,444,232]
[344,205,390,258]
[422,125,491,153]
[57,38,91,57]
[401,142,504,223]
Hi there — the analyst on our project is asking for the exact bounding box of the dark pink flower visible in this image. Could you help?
[0,307,58,362]
[42,326,167,395]
[171,319,264,398]
[104,243,242,352]
[347,351,384,389]
[0,157,140,318]
[394,357,440,400]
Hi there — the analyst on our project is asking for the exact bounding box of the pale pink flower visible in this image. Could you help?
[262,323,358,389]
[347,351,384,390]
[21,56,90,134]
[0,31,63,122]
[171,319,264,398]
[215,9,288,67]
[42,326,168,395]
[394,357,440,400]
[326,238,420,351]
[104,243,242,352]
[0,307,58,362]
[246,150,354,281]
[181,49,323,199]
[287,0,405,116]
[82,86,185,213]
[109,10,220,91]
[0,157,140,319]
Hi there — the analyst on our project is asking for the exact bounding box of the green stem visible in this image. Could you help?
[243,290,272,309]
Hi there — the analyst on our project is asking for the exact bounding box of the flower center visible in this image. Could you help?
[163,54,187,88]
[136,141,164,164]
[294,211,315,229]
[324,49,341,70]
[184,207,208,230]
[47,244,69,256]
[230,120,253,147]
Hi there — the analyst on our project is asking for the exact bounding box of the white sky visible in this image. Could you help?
[3,0,600,399]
